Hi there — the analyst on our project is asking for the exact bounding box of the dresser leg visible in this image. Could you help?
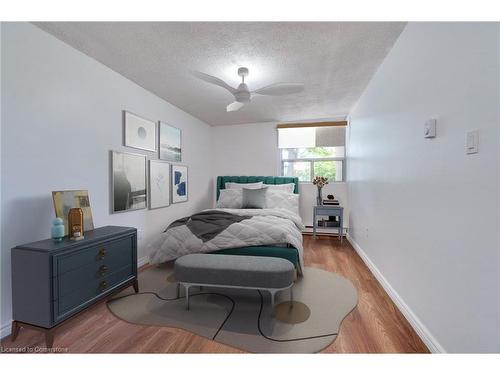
[11,321,20,342]
[133,279,139,293]
[45,330,55,349]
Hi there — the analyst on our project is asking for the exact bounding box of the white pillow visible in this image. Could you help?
[263,183,295,194]
[217,187,299,215]
[216,189,243,208]
[225,181,263,190]
[265,190,300,216]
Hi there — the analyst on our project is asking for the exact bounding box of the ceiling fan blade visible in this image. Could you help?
[191,70,236,94]
[253,83,304,96]
[226,101,245,112]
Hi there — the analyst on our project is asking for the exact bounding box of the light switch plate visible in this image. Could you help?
[424,119,436,138]
[466,130,479,154]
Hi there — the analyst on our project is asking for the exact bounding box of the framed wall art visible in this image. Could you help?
[171,164,188,203]
[124,111,157,152]
[148,160,171,209]
[111,150,147,213]
[159,121,181,162]
[52,190,94,236]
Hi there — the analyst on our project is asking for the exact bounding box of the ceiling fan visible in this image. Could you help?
[192,67,304,112]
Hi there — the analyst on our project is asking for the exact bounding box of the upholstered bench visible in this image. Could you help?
[174,254,295,310]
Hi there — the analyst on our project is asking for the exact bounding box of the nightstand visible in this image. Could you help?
[313,205,344,242]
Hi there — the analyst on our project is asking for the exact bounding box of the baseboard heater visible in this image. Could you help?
[302,226,347,236]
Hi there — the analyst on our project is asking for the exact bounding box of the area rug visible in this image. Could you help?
[107,264,358,353]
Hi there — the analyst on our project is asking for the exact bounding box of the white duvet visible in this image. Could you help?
[148,208,305,271]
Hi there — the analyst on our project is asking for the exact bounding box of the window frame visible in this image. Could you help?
[280,154,346,183]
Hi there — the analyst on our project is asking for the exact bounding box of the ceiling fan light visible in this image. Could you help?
[234,90,251,103]
[226,101,245,112]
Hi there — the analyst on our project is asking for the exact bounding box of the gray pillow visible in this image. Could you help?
[242,187,268,209]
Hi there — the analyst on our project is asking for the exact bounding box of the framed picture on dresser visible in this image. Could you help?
[52,190,94,236]
[171,164,188,203]
[148,160,171,209]
[111,150,147,213]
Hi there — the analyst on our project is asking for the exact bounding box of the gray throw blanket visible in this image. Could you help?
[166,210,251,242]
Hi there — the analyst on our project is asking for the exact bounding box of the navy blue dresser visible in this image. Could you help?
[10,226,138,348]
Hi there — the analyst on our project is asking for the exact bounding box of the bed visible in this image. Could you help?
[149,176,304,273]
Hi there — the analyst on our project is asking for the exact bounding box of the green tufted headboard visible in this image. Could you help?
[216,176,299,200]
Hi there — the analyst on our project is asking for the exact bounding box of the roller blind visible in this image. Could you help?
[278,126,346,148]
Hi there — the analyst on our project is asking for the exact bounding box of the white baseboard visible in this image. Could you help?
[0,257,150,340]
[347,234,445,353]
[1,322,11,339]
[137,255,149,268]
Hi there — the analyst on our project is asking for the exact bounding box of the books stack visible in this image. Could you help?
[317,219,340,227]
[322,199,339,206]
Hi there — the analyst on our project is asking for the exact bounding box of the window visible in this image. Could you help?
[278,124,346,182]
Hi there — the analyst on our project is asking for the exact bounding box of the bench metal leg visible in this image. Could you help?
[180,282,293,314]
[185,284,190,310]
[176,282,180,299]
[268,286,295,311]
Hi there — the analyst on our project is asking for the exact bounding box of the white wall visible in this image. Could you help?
[347,23,500,352]
[0,23,213,337]
[212,122,349,226]
[0,24,3,337]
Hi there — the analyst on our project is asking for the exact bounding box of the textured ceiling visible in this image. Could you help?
[34,22,406,126]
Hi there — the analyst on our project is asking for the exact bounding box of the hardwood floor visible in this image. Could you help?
[1,235,429,353]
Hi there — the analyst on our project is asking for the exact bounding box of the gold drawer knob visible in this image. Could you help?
[98,248,106,259]
[99,265,108,275]
[100,280,107,291]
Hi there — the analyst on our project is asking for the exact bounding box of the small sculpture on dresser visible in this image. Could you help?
[68,207,85,241]
[51,217,65,242]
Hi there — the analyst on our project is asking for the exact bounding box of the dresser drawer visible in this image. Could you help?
[55,236,133,275]
[54,265,134,322]
[57,246,133,298]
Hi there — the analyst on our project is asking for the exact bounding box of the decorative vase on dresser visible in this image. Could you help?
[51,217,65,242]
[10,226,138,348]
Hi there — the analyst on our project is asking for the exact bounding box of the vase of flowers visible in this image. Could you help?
[312,176,329,206]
